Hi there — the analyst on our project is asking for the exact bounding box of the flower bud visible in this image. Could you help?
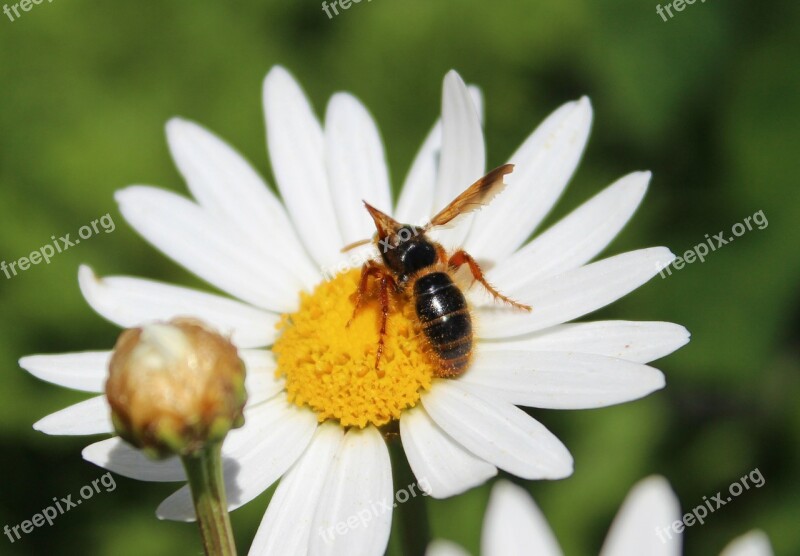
[106,318,246,458]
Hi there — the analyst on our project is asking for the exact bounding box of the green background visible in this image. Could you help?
[1,1,798,554]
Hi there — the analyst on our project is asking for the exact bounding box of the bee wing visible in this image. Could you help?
[426,164,514,230]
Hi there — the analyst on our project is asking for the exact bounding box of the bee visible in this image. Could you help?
[344,164,531,378]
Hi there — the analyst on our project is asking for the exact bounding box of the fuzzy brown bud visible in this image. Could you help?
[106,318,246,458]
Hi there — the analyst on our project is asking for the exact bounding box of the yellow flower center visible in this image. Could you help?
[273,269,437,428]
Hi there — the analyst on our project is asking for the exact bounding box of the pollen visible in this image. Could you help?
[273,269,437,429]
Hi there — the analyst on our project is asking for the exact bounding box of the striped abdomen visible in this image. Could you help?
[413,272,472,377]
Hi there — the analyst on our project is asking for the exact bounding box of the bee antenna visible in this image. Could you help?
[341,238,372,253]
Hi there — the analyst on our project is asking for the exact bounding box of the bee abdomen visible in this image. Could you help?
[413,272,473,377]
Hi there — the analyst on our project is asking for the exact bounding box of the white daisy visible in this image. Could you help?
[20,66,688,555]
[426,478,773,556]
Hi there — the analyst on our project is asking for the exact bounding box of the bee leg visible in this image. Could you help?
[434,242,449,264]
[348,263,396,377]
[347,261,381,327]
[448,250,532,311]
[373,272,397,377]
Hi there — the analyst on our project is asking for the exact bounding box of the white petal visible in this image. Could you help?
[480,321,690,364]
[248,423,343,556]
[460,351,665,409]
[82,437,185,482]
[396,85,483,224]
[488,171,649,290]
[395,85,483,224]
[115,185,299,312]
[239,350,284,407]
[325,93,392,245]
[467,85,484,124]
[422,382,572,480]
[400,405,496,499]
[78,265,280,348]
[157,398,317,521]
[719,531,774,556]
[309,426,393,556]
[426,540,472,556]
[429,70,485,249]
[33,396,112,436]
[600,476,682,556]
[464,98,592,261]
[476,248,676,339]
[395,120,441,225]
[19,351,110,393]
[166,118,320,289]
[263,66,343,269]
[482,481,563,556]
[434,72,486,211]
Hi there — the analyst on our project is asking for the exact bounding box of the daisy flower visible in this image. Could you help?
[426,478,773,556]
[20,66,689,555]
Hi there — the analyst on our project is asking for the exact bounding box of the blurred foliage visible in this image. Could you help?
[1,0,798,555]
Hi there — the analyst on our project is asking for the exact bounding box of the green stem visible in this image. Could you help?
[390,440,430,556]
[181,442,237,556]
